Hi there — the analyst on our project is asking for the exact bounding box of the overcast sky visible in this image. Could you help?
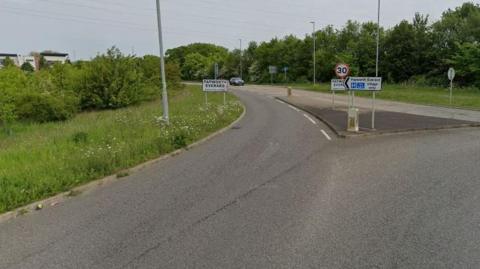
[0,0,475,59]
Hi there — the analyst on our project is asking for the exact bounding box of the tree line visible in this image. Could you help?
[166,2,480,88]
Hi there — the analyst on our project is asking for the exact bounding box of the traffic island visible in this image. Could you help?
[277,96,480,138]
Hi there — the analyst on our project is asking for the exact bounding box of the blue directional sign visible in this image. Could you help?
[344,77,382,91]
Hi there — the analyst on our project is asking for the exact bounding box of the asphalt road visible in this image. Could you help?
[1,87,480,268]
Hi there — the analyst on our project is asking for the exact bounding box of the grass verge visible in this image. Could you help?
[285,83,480,110]
[0,85,243,214]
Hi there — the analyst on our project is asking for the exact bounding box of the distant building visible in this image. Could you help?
[0,52,69,70]
[19,56,37,71]
[0,53,20,68]
[40,52,69,66]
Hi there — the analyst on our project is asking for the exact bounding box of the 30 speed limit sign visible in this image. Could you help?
[335,63,350,79]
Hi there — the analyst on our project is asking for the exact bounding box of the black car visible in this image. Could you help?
[229,77,245,86]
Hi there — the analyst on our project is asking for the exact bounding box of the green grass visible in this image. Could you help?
[284,82,480,110]
[0,85,243,214]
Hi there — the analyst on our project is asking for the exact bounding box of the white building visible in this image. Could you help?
[40,52,69,66]
[18,56,37,70]
[0,53,21,68]
[0,52,69,70]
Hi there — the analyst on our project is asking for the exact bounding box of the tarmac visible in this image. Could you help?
[278,96,480,137]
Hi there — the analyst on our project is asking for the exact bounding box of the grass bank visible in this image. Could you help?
[286,83,480,110]
[0,85,243,214]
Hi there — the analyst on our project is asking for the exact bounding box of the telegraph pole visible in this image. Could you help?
[155,0,169,124]
[310,21,316,86]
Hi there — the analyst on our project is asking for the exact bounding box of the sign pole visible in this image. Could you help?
[448,67,456,110]
[373,0,381,130]
[332,90,336,109]
[372,92,376,129]
[450,80,453,107]
[205,92,208,106]
[224,92,226,106]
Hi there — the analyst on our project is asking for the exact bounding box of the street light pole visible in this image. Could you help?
[155,0,169,124]
[239,38,243,78]
[310,21,316,86]
[372,0,381,129]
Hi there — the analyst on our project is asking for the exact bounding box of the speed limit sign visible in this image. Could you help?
[335,63,350,79]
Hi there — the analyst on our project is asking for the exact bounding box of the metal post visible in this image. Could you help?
[310,21,316,86]
[155,0,169,124]
[450,80,453,107]
[205,92,208,106]
[372,0,381,130]
[239,39,243,78]
[224,92,227,106]
[332,91,336,109]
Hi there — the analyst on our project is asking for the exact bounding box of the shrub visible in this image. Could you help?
[21,62,35,73]
[72,132,88,144]
[78,47,155,110]
[16,93,77,122]
[172,133,187,149]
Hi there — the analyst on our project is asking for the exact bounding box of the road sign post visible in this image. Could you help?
[448,68,455,107]
[343,77,383,131]
[214,63,219,80]
[333,64,350,110]
[203,79,229,106]
[330,79,346,109]
[269,66,277,85]
[283,67,289,82]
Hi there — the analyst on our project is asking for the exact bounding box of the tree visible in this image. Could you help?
[21,62,35,72]
[383,20,417,82]
[450,42,480,88]
[2,57,15,68]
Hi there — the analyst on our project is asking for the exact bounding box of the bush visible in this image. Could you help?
[138,55,184,91]
[78,47,155,110]
[21,62,35,73]
[16,93,77,122]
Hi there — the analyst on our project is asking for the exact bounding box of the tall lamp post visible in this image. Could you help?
[372,0,381,129]
[239,38,243,78]
[310,21,316,86]
[155,0,169,124]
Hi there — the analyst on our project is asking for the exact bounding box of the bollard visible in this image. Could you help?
[287,87,292,97]
[347,108,359,132]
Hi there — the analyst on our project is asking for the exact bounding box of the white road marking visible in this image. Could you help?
[288,105,301,112]
[303,114,317,125]
[276,99,286,105]
[321,129,332,141]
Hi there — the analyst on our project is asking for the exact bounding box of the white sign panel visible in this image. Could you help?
[345,77,382,91]
[268,66,278,74]
[202,79,229,92]
[448,68,456,81]
[331,79,346,91]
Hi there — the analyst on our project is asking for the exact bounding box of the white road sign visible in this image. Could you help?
[331,79,346,91]
[269,66,278,74]
[344,77,382,91]
[335,63,350,79]
[202,79,228,92]
[448,68,456,81]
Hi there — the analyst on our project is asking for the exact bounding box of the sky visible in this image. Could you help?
[0,0,476,59]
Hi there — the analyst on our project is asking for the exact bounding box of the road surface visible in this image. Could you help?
[1,86,480,268]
